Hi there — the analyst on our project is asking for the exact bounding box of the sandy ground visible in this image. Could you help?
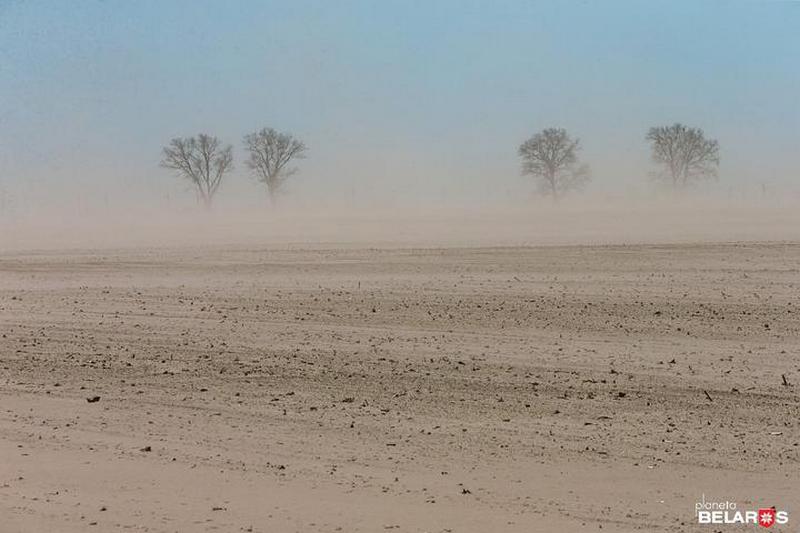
[1,243,798,532]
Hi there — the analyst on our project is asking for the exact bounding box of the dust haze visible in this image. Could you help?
[3,183,800,251]
[2,2,799,532]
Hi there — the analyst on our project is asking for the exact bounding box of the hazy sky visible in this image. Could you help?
[1,0,798,210]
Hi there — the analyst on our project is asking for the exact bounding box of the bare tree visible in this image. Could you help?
[243,128,307,205]
[160,134,233,209]
[646,123,719,189]
[518,128,590,201]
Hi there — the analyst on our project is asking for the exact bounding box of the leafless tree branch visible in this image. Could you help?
[518,128,591,201]
[243,128,307,205]
[160,133,233,209]
[646,123,719,189]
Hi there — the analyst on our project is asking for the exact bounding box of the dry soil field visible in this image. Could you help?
[1,243,798,532]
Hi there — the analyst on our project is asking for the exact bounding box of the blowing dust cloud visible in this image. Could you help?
[0,2,799,532]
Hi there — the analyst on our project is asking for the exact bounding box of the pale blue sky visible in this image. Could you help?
[0,0,798,208]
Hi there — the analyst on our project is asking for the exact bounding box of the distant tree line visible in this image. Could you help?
[161,128,306,208]
[519,123,720,201]
[160,122,719,207]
